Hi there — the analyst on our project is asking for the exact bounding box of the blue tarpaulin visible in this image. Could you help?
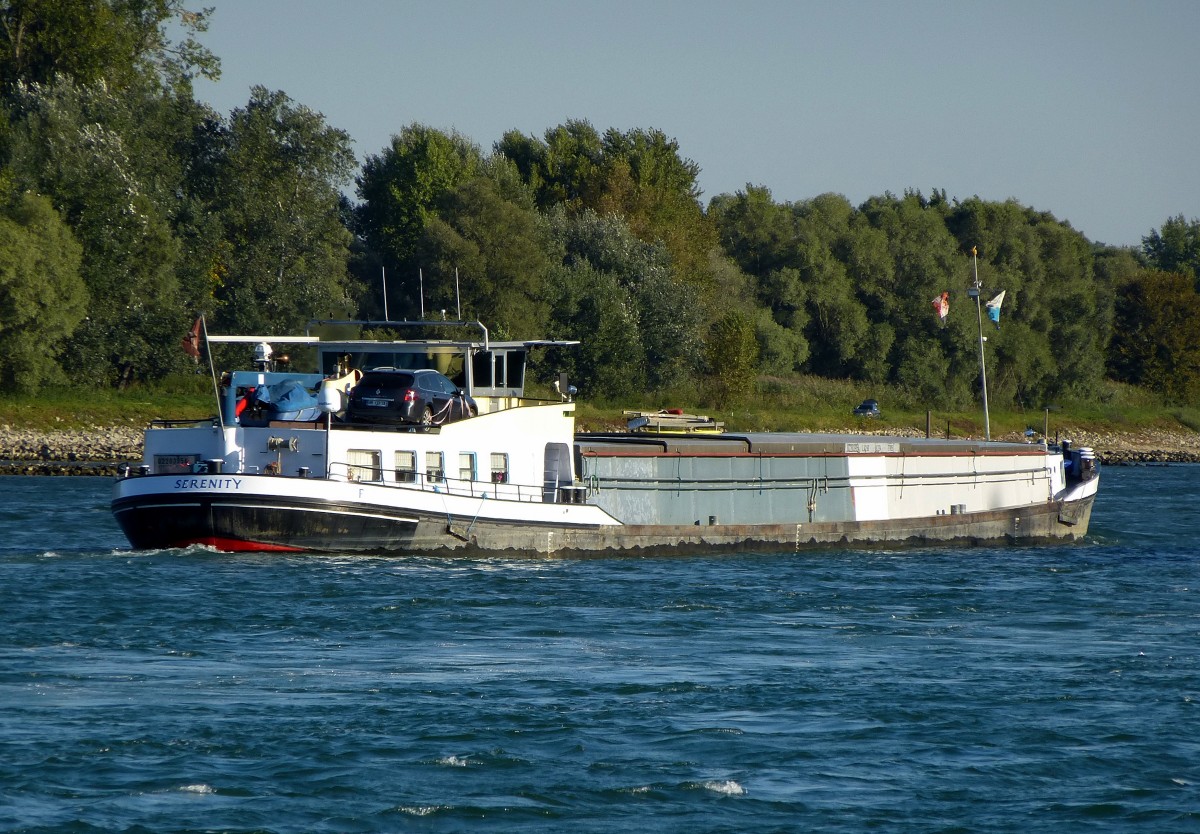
[254,379,321,420]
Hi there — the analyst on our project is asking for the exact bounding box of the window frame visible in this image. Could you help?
[347,448,382,481]
[425,451,444,483]
[490,452,509,484]
[394,450,417,483]
[458,452,476,483]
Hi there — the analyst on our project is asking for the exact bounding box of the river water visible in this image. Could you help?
[0,467,1197,833]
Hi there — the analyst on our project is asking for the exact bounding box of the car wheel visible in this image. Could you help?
[420,407,433,426]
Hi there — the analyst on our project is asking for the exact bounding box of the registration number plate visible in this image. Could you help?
[155,454,199,472]
[364,397,391,407]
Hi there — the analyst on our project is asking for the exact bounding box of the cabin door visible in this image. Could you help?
[543,443,572,502]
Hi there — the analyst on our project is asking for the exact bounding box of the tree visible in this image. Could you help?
[753,308,808,377]
[709,185,799,280]
[414,175,551,339]
[876,192,962,327]
[1143,215,1200,282]
[498,122,716,284]
[498,119,604,212]
[543,207,702,392]
[207,86,355,334]
[0,190,86,392]
[893,335,956,407]
[0,2,224,383]
[595,126,715,280]
[745,264,807,374]
[705,310,758,405]
[1109,270,1200,404]
[1032,219,1108,400]
[356,124,483,276]
[0,0,219,94]
[840,219,893,321]
[5,74,184,385]
[943,198,1109,406]
[543,259,645,397]
[710,190,804,377]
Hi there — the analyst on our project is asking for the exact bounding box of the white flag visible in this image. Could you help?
[986,291,1006,328]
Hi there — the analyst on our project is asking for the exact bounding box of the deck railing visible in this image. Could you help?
[325,459,558,503]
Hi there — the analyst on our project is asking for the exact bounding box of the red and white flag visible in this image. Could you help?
[181,317,202,360]
[932,291,950,324]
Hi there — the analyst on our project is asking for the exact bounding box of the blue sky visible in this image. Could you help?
[191,0,1198,248]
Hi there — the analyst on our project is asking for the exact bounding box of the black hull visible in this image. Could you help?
[111,492,422,552]
[112,489,1095,556]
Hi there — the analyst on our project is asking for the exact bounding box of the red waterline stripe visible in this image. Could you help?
[175,537,307,553]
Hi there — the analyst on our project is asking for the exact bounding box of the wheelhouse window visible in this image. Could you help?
[395,450,416,482]
[425,451,444,483]
[472,350,493,388]
[459,452,476,483]
[491,453,509,483]
[506,351,525,389]
[494,353,506,387]
[347,449,381,481]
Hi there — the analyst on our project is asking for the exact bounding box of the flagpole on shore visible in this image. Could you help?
[968,246,991,441]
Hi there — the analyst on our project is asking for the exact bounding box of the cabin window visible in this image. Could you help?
[507,351,525,389]
[394,450,417,482]
[347,449,382,481]
[459,452,477,482]
[491,453,509,483]
[425,451,444,483]
[472,350,493,388]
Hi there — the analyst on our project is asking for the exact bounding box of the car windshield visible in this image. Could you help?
[359,372,414,391]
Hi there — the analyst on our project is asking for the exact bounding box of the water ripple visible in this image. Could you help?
[1,470,1199,831]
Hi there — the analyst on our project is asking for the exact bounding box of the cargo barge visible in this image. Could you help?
[111,321,1098,555]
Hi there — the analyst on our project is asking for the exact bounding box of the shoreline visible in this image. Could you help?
[1,424,1198,476]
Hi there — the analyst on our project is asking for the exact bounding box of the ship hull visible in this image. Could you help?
[112,474,1096,556]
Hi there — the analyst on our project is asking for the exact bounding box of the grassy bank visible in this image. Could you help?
[0,376,214,430]
[2,374,1198,441]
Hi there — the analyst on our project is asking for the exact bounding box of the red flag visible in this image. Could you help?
[181,317,201,360]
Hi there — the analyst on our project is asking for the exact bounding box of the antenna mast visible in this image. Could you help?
[968,246,991,441]
[381,266,389,321]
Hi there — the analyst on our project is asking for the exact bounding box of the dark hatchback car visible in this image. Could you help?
[346,369,477,426]
[853,398,880,418]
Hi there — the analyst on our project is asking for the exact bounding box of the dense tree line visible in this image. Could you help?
[3,1,1199,408]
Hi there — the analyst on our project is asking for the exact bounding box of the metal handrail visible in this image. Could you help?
[305,318,490,352]
[324,459,554,503]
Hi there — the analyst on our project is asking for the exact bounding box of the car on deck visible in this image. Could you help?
[346,369,476,426]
